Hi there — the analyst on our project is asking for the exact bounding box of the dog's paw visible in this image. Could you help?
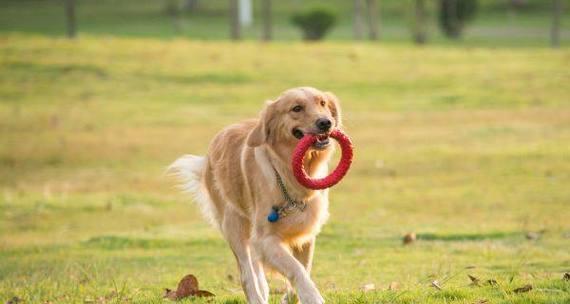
[296,284,324,304]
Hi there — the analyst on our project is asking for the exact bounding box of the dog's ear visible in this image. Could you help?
[324,92,342,128]
[247,100,276,147]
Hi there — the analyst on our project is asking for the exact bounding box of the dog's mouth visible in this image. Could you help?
[292,128,331,150]
[313,134,330,150]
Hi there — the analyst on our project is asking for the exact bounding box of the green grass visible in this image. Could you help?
[1,34,569,303]
[0,0,568,47]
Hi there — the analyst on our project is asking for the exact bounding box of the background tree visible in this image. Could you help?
[229,0,241,40]
[413,0,427,44]
[353,0,365,40]
[551,0,562,48]
[261,0,272,41]
[164,0,183,34]
[438,0,478,39]
[64,0,77,39]
[183,0,199,11]
[366,0,379,40]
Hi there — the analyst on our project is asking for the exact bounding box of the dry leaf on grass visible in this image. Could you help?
[361,283,375,292]
[194,290,216,297]
[431,280,443,290]
[5,297,21,304]
[468,274,480,286]
[164,274,215,301]
[388,281,399,291]
[525,231,541,240]
[473,299,489,304]
[513,284,533,293]
[486,279,498,286]
[402,232,416,245]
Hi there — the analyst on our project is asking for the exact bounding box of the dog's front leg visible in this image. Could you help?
[222,213,266,304]
[256,236,324,304]
[282,238,316,304]
[252,252,270,302]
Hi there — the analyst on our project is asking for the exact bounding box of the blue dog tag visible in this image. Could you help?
[267,208,279,223]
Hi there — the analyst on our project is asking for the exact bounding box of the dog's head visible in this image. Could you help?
[247,87,342,151]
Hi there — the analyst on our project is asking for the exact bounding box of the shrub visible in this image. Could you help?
[438,0,478,39]
[291,8,337,41]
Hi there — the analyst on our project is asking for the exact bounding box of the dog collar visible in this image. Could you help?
[267,168,306,223]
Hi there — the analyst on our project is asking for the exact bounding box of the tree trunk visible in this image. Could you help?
[64,0,76,39]
[551,0,562,48]
[229,0,241,40]
[261,0,272,41]
[353,0,365,40]
[414,0,427,44]
[366,0,379,40]
[446,0,459,38]
[183,0,198,11]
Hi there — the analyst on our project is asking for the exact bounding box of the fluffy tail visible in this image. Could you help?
[167,155,218,228]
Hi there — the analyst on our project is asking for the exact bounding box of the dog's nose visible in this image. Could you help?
[316,118,332,132]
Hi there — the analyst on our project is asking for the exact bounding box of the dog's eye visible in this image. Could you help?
[320,100,326,107]
[291,105,303,112]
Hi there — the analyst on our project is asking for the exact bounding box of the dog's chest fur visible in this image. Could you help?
[271,190,330,244]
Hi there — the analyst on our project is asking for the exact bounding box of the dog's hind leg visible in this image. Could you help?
[222,209,267,304]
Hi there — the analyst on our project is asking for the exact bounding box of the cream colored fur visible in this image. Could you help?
[170,87,342,304]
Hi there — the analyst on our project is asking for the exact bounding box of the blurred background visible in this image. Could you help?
[0,0,568,46]
[0,1,569,303]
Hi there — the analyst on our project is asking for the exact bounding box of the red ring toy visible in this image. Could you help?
[292,129,354,190]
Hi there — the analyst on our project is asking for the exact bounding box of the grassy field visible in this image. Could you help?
[0,0,568,47]
[1,34,569,303]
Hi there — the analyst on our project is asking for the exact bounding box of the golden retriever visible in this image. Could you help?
[170,87,341,304]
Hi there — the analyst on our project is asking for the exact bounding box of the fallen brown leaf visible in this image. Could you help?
[513,284,533,293]
[388,281,399,291]
[5,297,21,304]
[431,280,442,290]
[403,232,416,245]
[163,288,177,301]
[473,299,488,304]
[194,290,215,297]
[468,274,480,286]
[486,279,498,286]
[563,272,570,281]
[163,274,215,300]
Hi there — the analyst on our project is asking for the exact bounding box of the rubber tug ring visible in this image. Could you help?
[292,129,354,190]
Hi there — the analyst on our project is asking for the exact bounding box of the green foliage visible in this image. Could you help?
[439,0,479,38]
[291,8,337,41]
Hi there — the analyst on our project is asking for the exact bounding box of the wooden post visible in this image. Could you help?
[414,0,427,44]
[366,0,379,40]
[353,0,365,40]
[230,0,241,40]
[64,0,77,39]
[261,0,272,41]
[551,0,562,48]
